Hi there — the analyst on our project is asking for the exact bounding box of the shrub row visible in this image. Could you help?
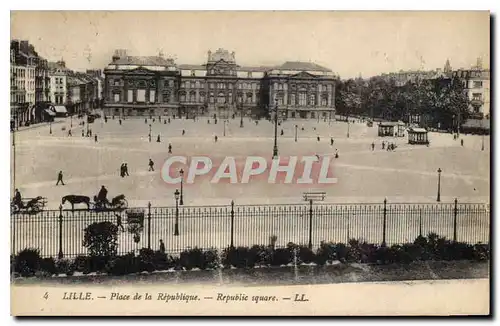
[11,233,489,278]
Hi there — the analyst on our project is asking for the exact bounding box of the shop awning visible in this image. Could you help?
[44,109,56,117]
[53,106,68,114]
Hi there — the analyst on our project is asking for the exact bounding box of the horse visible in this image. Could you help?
[62,195,91,211]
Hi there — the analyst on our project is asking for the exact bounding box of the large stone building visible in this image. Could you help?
[103,48,337,119]
[453,67,490,118]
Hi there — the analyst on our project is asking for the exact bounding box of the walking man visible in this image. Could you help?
[124,163,129,176]
[157,135,161,142]
[68,129,72,137]
[94,134,98,143]
[119,119,122,125]
[215,135,218,143]
[81,129,84,137]
[371,142,375,151]
[330,137,334,146]
[182,129,185,136]
[168,143,172,154]
[56,171,65,186]
[148,159,155,172]
[461,138,464,147]
[120,163,125,178]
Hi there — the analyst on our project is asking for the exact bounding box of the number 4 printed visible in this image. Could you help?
[43,292,49,300]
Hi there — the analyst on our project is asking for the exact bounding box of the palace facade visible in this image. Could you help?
[103,48,337,119]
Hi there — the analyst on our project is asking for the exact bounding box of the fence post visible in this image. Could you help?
[147,202,151,250]
[453,198,458,242]
[382,198,387,247]
[230,200,235,249]
[308,199,313,249]
[419,208,423,237]
[58,204,64,259]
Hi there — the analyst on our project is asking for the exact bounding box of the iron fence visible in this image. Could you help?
[10,199,490,258]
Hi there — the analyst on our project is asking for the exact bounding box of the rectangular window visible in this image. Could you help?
[290,94,296,106]
[128,90,133,102]
[229,84,233,90]
[199,94,205,103]
[114,93,120,102]
[472,93,482,101]
[150,90,156,103]
[137,89,146,102]
[473,81,483,88]
[180,93,186,102]
[299,93,306,106]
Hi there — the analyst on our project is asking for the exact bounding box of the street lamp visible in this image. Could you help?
[273,98,279,159]
[436,168,442,202]
[179,168,184,206]
[223,119,226,137]
[481,119,485,151]
[149,124,152,142]
[347,119,350,138]
[70,114,73,128]
[174,189,180,236]
[295,124,298,142]
[240,110,244,128]
[49,120,52,134]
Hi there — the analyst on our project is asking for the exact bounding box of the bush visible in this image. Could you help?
[270,248,292,267]
[40,257,57,276]
[179,248,205,270]
[15,248,41,277]
[473,243,489,261]
[202,249,219,270]
[106,253,138,276]
[83,222,119,258]
[152,250,175,271]
[138,248,155,273]
[56,258,75,276]
[74,255,93,274]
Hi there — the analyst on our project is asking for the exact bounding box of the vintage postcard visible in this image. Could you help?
[9,11,490,316]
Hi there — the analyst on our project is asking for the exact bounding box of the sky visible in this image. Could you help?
[10,11,490,78]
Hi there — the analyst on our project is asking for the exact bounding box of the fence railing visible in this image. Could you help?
[10,199,490,258]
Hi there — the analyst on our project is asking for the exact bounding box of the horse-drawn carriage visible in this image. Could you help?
[11,196,47,214]
[62,194,128,211]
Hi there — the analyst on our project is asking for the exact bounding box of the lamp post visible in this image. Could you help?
[223,119,226,137]
[149,124,152,142]
[179,168,184,206]
[481,119,485,151]
[49,120,52,134]
[436,168,442,202]
[70,114,73,128]
[174,189,180,236]
[273,99,279,159]
[295,124,298,142]
[240,110,244,128]
[347,118,350,138]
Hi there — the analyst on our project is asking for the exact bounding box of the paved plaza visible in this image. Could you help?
[13,114,490,208]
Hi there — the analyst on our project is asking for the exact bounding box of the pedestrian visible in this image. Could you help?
[148,159,155,172]
[215,135,218,143]
[13,188,22,208]
[371,142,375,151]
[153,118,155,123]
[461,138,464,147]
[124,163,129,176]
[120,163,125,177]
[164,120,167,124]
[173,114,176,119]
[94,134,98,143]
[280,129,284,136]
[317,136,320,142]
[148,134,152,142]
[168,118,171,124]
[330,138,334,146]
[90,129,92,137]
[81,130,84,137]
[168,143,172,154]
[145,118,147,124]
[382,141,385,150]
[159,239,165,253]
[115,214,125,232]
[335,150,339,159]
[159,115,161,122]
[68,129,72,137]
[208,119,210,124]
[119,119,122,125]
[215,119,218,125]
[182,129,186,136]
[56,171,65,186]
[157,135,161,142]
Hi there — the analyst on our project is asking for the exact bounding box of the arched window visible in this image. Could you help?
[163,92,170,103]
[246,93,253,103]
[179,91,186,102]
[309,94,316,106]
[189,91,196,102]
[199,92,206,103]
[217,92,226,104]
[321,95,328,107]
[209,92,215,103]
[237,92,243,103]
[195,81,200,88]
[298,93,307,106]
[228,92,233,104]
